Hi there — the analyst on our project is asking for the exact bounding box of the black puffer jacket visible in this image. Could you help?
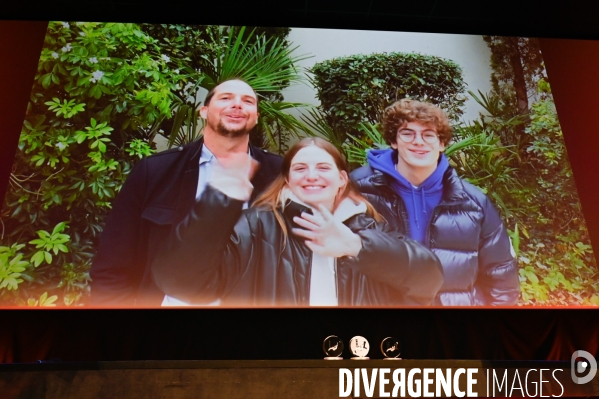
[152,186,444,307]
[351,165,520,306]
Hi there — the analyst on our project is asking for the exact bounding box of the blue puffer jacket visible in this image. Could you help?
[351,164,520,306]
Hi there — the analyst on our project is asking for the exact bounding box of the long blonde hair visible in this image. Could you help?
[253,138,381,237]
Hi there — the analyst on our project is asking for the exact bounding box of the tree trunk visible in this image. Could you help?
[507,37,528,114]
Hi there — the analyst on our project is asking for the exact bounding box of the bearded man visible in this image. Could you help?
[90,79,282,307]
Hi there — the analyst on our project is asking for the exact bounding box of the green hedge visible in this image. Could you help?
[0,22,183,306]
[310,52,467,141]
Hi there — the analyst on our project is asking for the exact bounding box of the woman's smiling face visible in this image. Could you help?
[287,145,348,211]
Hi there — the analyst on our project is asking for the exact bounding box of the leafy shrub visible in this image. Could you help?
[515,82,597,305]
[1,21,189,305]
[310,52,466,144]
[451,85,597,305]
[483,36,544,115]
[448,93,525,221]
[474,39,597,304]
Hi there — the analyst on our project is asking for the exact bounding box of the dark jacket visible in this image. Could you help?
[90,139,283,307]
[152,186,444,307]
[351,164,520,306]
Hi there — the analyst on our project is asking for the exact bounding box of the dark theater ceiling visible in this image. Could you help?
[2,0,599,39]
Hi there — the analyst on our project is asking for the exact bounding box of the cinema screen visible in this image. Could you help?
[1,22,596,309]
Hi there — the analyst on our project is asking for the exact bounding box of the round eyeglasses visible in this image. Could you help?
[396,129,440,144]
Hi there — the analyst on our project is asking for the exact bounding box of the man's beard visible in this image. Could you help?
[216,120,251,138]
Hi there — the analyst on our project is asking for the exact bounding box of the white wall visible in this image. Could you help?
[281,28,493,124]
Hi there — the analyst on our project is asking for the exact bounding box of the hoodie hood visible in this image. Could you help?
[367,148,449,244]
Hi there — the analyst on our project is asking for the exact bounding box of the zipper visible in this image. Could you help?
[391,186,443,250]
[387,186,411,237]
[426,198,465,248]
[426,206,443,249]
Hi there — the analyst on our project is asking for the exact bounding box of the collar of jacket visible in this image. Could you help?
[368,165,469,206]
[184,136,260,168]
[183,137,272,184]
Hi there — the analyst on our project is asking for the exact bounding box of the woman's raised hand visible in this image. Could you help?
[292,204,362,258]
[209,152,259,201]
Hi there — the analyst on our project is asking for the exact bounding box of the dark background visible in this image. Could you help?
[1,1,599,363]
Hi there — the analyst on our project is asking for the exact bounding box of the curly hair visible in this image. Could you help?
[382,99,452,146]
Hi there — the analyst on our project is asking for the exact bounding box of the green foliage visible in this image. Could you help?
[258,101,310,153]
[201,27,307,93]
[483,36,545,115]
[167,103,203,149]
[345,122,388,166]
[126,138,155,159]
[45,98,86,118]
[517,234,597,305]
[141,24,225,75]
[0,21,192,305]
[300,108,346,153]
[457,84,597,305]
[523,82,582,236]
[0,244,30,291]
[310,52,466,144]
[27,291,59,307]
[29,222,70,267]
[512,82,597,305]
[449,121,522,220]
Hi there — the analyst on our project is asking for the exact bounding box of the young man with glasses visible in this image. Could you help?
[351,99,519,306]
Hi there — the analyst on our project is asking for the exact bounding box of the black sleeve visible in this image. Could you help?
[474,197,520,305]
[151,185,255,304]
[339,218,444,306]
[89,158,149,307]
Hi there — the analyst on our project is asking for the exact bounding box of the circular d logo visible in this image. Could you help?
[571,350,597,384]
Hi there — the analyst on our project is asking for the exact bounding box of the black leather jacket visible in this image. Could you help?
[351,165,520,306]
[152,186,444,306]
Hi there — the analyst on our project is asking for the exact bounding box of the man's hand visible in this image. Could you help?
[209,152,259,201]
[291,204,362,258]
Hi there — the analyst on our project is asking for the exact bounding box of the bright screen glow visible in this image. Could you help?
[1,22,596,308]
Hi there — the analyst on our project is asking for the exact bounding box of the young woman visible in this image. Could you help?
[152,138,443,307]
